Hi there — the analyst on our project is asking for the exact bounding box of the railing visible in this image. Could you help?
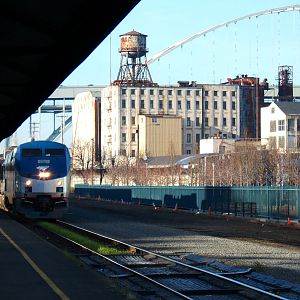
[74,185,300,222]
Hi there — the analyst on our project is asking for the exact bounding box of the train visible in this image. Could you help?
[0,140,71,219]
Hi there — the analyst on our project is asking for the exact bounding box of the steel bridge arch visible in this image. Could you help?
[147,5,300,65]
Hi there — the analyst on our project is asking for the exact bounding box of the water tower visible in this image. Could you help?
[113,30,154,86]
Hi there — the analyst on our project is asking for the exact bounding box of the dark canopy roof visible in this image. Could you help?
[0,0,139,142]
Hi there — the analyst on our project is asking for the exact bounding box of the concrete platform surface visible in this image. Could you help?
[0,211,137,300]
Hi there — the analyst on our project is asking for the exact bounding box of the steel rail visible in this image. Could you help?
[57,220,290,299]
[147,5,300,65]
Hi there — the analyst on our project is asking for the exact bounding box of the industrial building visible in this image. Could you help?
[97,30,267,159]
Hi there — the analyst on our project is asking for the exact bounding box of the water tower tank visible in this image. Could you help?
[119,30,148,58]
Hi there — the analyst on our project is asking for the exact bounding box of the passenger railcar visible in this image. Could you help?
[1,140,71,219]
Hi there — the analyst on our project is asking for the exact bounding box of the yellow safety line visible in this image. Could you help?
[0,227,70,300]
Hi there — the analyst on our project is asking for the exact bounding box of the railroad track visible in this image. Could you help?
[33,219,298,300]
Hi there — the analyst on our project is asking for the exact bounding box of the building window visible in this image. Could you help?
[214,117,218,126]
[121,149,126,156]
[131,89,135,95]
[187,149,191,154]
[121,116,126,126]
[223,101,226,110]
[205,134,209,139]
[204,90,208,96]
[131,116,135,125]
[187,117,191,127]
[232,101,236,110]
[278,136,285,148]
[196,133,200,143]
[214,91,218,97]
[196,101,200,110]
[222,91,227,97]
[205,100,208,110]
[297,119,300,131]
[178,100,182,109]
[231,91,236,97]
[288,119,295,132]
[232,117,236,127]
[269,136,276,148]
[214,101,218,110]
[121,89,126,95]
[168,100,173,109]
[150,100,154,109]
[131,99,135,109]
[177,90,182,96]
[223,117,227,127]
[150,89,154,95]
[131,150,136,157]
[187,133,191,143]
[187,90,191,96]
[140,100,145,109]
[278,120,285,131]
[152,117,158,123]
[159,100,163,109]
[141,89,145,95]
[121,133,126,143]
[270,120,276,132]
[196,90,200,96]
[204,117,209,127]
[121,99,126,109]
[196,117,200,127]
[159,90,163,95]
[186,100,191,110]
[168,90,172,96]
[232,133,236,139]
[131,133,136,142]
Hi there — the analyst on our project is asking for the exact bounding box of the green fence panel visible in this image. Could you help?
[74,185,300,221]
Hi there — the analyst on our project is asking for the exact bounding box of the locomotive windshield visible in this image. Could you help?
[22,148,42,157]
[45,149,65,156]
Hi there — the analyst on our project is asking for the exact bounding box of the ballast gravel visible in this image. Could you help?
[64,199,300,285]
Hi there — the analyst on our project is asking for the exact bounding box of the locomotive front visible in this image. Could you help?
[14,141,71,218]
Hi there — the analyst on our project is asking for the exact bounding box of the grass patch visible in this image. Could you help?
[37,221,127,255]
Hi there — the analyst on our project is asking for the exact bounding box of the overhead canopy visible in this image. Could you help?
[0,0,140,142]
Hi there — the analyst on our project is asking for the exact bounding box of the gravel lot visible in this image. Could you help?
[63,198,300,285]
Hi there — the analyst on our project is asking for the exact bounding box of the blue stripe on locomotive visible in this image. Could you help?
[14,141,71,179]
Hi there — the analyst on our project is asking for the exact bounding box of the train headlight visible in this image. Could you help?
[39,171,51,179]
[57,180,62,186]
[25,180,32,186]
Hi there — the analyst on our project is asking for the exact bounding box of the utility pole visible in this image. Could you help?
[56,115,65,144]
[91,138,94,185]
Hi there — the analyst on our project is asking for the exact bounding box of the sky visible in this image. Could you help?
[1,0,299,151]
[62,0,300,86]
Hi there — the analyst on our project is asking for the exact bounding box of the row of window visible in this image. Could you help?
[122,89,200,96]
[204,90,236,97]
[270,119,300,132]
[204,117,236,127]
[205,100,236,111]
[121,99,236,111]
[121,116,236,128]
[122,89,236,97]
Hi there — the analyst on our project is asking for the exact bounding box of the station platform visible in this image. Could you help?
[0,211,136,300]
